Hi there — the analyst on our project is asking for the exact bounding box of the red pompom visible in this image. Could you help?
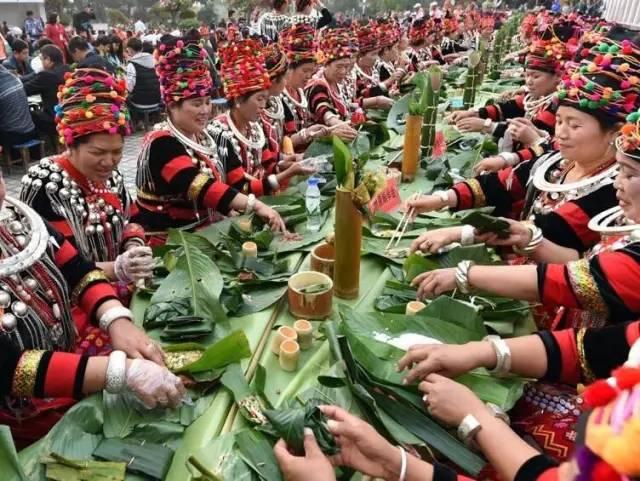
[583,379,618,408]
[592,460,622,481]
[612,366,640,389]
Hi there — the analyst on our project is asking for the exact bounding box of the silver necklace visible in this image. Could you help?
[524,93,554,120]
[283,87,308,110]
[264,95,285,121]
[166,117,216,157]
[588,206,640,235]
[224,113,266,151]
[532,152,618,194]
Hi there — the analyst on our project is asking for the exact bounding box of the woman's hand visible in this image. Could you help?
[506,118,542,145]
[375,96,394,109]
[446,109,478,124]
[125,358,186,409]
[411,268,457,300]
[474,219,533,249]
[329,122,358,141]
[321,405,400,480]
[397,341,495,384]
[473,155,507,175]
[283,156,317,178]
[307,124,330,140]
[419,374,487,426]
[403,193,449,216]
[456,116,487,133]
[410,227,463,254]
[273,430,336,481]
[254,201,288,233]
[109,319,165,365]
[114,246,154,283]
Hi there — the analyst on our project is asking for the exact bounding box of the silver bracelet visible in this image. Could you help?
[268,174,280,191]
[499,152,520,166]
[513,223,543,255]
[245,193,256,214]
[105,350,127,393]
[484,335,512,377]
[455,260,475,294]
[457,414,482,448]
[99,306,133,332]
[486,402,510,424]
[398,446,407,481]
[460,225,475,246]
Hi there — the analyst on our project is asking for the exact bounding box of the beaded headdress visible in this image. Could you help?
[555,37,640,122]
[356,20,379,54]
[525,39,568,74]
[409,17,431,44]
[617,107,640,159]
[279,21,317,65]
[155,38,212,105]
[317,27,357,64]
[576,341,640,481]
[378,19,401,49]
[219,39,271,100]
[54,68,130,146]
[263,42,288,79]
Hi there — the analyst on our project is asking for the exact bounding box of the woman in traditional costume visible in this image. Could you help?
[134,38,287,239]
[279,22,330,152]
[407,37,640,292]
[208,39,314,195]
[261,42,289,150]
[257,0,292,43]
[20,68,153,291]
[305,26,359,141]
[375,21,405,95]
[452,38,567,173]
[0,182,182,447]
[352,21,394,109]
[406,18,439,72]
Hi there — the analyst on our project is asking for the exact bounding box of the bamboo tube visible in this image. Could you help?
[279,340,300,372]
[401,114,422,182]
[242,241,258,258]
[271,325,297,355]
[421,67,442,160]
[463,51,482,110]
[238,218,253,233]
[334,188,362,299]
[294,319,313,350]
[406,301,427,316]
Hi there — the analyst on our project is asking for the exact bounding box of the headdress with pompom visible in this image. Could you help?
[279,21,317,65]
[356,20,379,54]
[317,27,357,64]
[555,37,640,123]
[378,19,401,50]
[263,42,288,79]
[525,39,569,74]
[409,17,431,44]
[155,38,212,105]
[219,39,271,100]
[617,107,640,160]
[54,67,130,146]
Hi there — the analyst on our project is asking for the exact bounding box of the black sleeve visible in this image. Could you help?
[22,71,48,96]
[317,8,333,29]
[514,455,558,481]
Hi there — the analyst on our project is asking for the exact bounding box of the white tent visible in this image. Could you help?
[0,0,46,30]
[604,0,640,28]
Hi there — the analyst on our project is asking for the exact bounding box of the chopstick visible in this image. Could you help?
[385,191,422,251]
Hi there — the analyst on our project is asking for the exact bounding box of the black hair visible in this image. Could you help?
[35,37,54,50]
[271,72,286,84]
[184,28,201,43]
[296,0,312,12]
[289,59,315,70]
[26,10,33,16]
[68,35,90,53]
[47,13,58,24]
[95,35,111,47]
[274,0,287,10]
[126,37,143,52]
[142,41,154,54]
[12,38,28,53]
[40,44,64,64]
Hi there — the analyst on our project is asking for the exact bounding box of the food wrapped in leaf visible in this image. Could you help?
[143,297,191,329]
[459,211,510,238]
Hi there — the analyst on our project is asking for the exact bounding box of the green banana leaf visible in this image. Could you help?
[235,430,283,481]
[386,94,411,134]
[221,284,289,317]
[459,211,510,238]
[187,433,254,481]
[303,137,333,159]
[178,330,252,374]
[332,136,353,188]
[93,438,174,480]
[0,426,28,481]
[403,245,496,282]
[42,454,126,481]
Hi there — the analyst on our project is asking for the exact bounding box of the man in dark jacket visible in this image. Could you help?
[68,35,115,74]
[2,39,33,76]
[124,37,161,110]
[22,44,69,135]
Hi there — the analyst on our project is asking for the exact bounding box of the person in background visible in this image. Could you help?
[0,64,36,152]
[1,21,9,36]
[23,10,44,46]
[109,34,125,70]
[2,38,33,76]
[44,13,69,63]
[258,0,292,42]
[73,4,95,39]
[22,44,69,136]
[68,35,115,74]
[294,0,333,29]
[125,37,161,111]
[134,19,146,36]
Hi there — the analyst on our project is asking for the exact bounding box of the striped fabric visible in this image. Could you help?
[0,65,35,135]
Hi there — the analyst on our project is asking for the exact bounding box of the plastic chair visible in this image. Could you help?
[3,139,44,174]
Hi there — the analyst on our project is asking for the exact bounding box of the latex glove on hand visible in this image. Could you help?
[273,429,336,481]
[126,358,186,409]
[114,246,154,284]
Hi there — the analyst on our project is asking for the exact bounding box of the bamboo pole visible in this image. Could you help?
[421,67,442,160]
[333,188,362,299]
[462,51,482,110]
[401,114,422,182]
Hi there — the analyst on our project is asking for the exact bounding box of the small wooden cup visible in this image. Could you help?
[310,243,335,279]
[271,325,298,355]
[406,301,427,316]
[279,339,300,372]
[294,319,313,350]
[288,271,333,320]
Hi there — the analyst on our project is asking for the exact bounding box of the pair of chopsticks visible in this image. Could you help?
[385,191,423,252]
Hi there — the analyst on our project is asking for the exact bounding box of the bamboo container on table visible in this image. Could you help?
[401,114,422,182]
[462,51,482,110]
[242,241,258,258]
[421,67,443,161]
[333,187,362,299]
[294,319,314,350]
[279,339,300,371]
[406,301,427,316]
[271,325,298,355]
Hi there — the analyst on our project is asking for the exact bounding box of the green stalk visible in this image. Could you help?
[275,341,331,407]
[421,66,442,159]
[463,51,482,110]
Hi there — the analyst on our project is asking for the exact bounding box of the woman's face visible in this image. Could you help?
[380,44,399,63]
[68,133,124,183]
[169,96,212,136]
[525,69,560,98]
[399,34,409,50]
[236,90,269,122]
[555,106,616,165]
[324,57,352,84]
[287,62,317,90]
[358,49,379,69]
[614,150,640,223]
[269,74,286,96]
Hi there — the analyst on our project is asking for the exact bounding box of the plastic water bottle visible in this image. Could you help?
[305,177,322,232]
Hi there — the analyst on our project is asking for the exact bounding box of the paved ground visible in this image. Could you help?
[4,132,144,198]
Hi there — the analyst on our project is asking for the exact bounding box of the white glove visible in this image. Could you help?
[114,246,154,283]
[125,358,186,409]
